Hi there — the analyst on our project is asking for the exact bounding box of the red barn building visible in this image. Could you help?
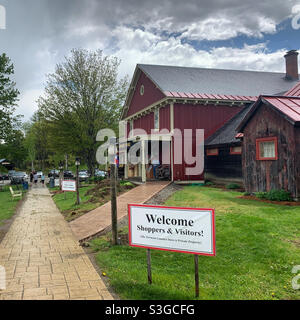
[121,52,299,184]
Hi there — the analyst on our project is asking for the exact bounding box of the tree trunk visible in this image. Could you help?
[87,149,95,177]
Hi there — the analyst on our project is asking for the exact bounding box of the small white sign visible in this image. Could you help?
[128,204,216,256]
[54,179,60,187]
[62,180,76,192]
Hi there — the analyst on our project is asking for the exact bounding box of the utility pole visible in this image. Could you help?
[110,137,118,245]
[75,157,80,205]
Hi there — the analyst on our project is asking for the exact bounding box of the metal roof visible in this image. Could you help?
[284,82,300,97]
[263,96,300,122]
[205,104,253,146]
[238,96,300,131]
[138,64,299,97]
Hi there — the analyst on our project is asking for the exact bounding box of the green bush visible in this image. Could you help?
[255,189,291,201]
[243,192,251,196]
[205,181,215,186]
[256,192,267,199]
[88,176,105,183]
[226,183,241,190]
[266,189,291,201]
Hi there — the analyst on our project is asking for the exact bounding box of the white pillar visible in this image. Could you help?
[141,140,146,183]
[125,164,128,179]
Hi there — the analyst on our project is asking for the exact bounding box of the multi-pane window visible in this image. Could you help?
[230,146,242,155]
[206,148,218,156]
[256,137,278,160]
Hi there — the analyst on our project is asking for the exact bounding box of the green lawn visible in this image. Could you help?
[0,185,24,224]
[51,185,99,221]
[91,186,300,300]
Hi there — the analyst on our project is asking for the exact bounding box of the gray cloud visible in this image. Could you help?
[0,0,299,119]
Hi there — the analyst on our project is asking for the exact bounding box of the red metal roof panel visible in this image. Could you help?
[284,82,300,97]
[264,97,300,122]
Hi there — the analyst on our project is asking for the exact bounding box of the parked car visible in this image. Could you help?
[0,172,9,180]
[95,169,107,178]
[10,172,27,185]
[63,170,74,179]
[48,169,60,178]
[8,170,16,179]
[78,170,90,182]
[36,171,43,178]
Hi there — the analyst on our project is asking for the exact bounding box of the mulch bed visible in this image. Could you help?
[238,195,300,206]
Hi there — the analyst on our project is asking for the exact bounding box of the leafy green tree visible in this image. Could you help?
[0,53,20,140]
[38,49,128,175]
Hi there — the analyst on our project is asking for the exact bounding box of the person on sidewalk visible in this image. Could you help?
[33,172,38,186]
[30,172,33,183]
[41,173,45,185]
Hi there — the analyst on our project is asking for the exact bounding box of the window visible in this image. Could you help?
[154,109,159,130]
[206,148,218,156]
[230,146,242,155]
[140,85,144,96]
[256,137,278,160]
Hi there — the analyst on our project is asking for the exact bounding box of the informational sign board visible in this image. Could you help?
[62,180,76,192]
[128,204,216,256]
[54,179,60,187]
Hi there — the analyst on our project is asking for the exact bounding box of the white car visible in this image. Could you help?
[37,171,43,178]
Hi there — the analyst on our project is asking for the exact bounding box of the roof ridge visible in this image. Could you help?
[138,63,290,75]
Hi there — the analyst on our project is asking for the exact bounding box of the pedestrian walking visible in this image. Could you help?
[30,172,33,183]
[41,173,45,185]
[33,172,38,185]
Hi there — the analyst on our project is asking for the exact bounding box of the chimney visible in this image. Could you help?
[284,50,299,80]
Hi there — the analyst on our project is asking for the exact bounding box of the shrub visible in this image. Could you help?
[256,192,267,199]
[226,183,241,190]
[265,189,291,202]
[205,181,215,186]
[243,192,251,196]
[255,189,291,201]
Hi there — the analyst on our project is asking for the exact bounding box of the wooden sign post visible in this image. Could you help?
[147,249,152,285]
[194,255,199,298]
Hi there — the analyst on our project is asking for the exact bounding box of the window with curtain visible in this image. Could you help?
[256,137,278,160]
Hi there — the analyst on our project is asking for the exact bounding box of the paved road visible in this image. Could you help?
[0,185,113,300]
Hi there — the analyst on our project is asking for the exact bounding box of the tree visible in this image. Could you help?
[0,53,20,140]
[38,49,128,175]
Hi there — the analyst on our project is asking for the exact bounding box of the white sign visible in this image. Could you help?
[0,5,6,30]
[128,204,215,256]
[62,180,76,192]
[54,179,60,187]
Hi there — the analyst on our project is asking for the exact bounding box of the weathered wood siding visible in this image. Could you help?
[205,145,242,179]
[242,103,299,198]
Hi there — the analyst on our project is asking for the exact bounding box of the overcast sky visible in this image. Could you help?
[0,0,300,120]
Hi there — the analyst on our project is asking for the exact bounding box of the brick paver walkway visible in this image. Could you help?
[0,186,113,300]
[70,181,170,241]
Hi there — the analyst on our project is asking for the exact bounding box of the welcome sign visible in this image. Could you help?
[128,204,216,256]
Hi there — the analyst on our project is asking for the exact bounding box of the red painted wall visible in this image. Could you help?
[133,113,154,135]
[159,105,170,131]
[173,103,243,182]
[126,71,165,118]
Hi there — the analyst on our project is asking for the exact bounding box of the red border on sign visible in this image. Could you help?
[128,203,216,256]
[62,179,77,192]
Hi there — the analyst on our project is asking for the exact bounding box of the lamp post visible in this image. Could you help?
[59,161,64,190]
[75,157,80,205]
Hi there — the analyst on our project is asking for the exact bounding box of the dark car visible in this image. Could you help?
[11,172,27,185]
[63,170,74,179]
[48,169,60,178]
[0,172,9,180]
